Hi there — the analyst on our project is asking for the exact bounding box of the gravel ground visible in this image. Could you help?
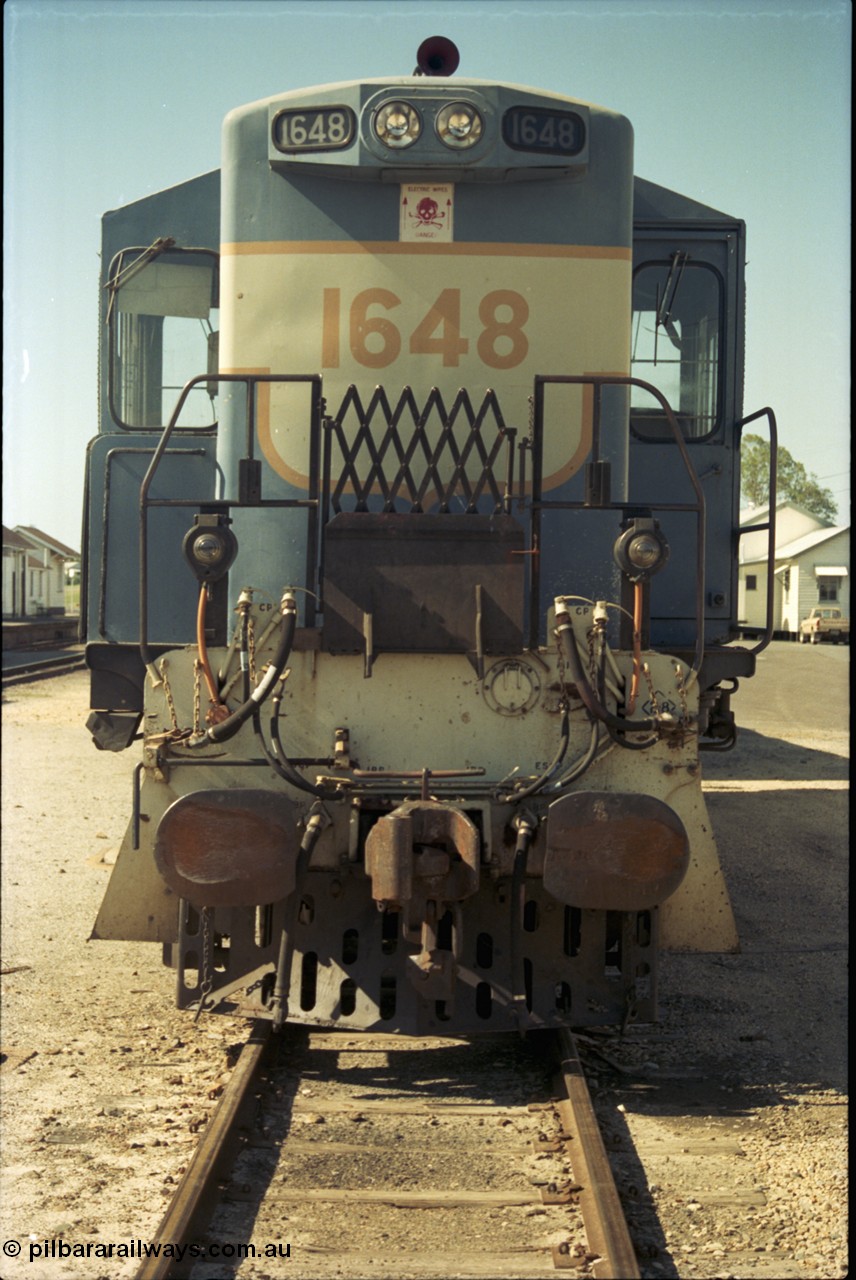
[0,645,848,1278]
[588,642,849,1278]
[187,1032,586,1280]
[1,673,252,1279]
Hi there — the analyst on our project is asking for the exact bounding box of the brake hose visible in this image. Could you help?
[554,602,659,743]
[496,703,570,804]
[265,688,345,801]
[549,717,602,792]
[187,591,297,748]
[270,806,329,1031]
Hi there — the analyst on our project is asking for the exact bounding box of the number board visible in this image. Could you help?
[220,244,631,493]
[272,106,356,153]
[502,107,585,157]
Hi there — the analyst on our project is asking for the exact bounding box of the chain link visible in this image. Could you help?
[194,906,215,1021]
[556,620,567,693]
[159,659,180,734]
[193,660,202,736]
[248,615,256,687]
[674,663,689,724]
[642,662,661,720]
[587,623,602,690]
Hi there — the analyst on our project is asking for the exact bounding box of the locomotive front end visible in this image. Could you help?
[88,39,747,1036]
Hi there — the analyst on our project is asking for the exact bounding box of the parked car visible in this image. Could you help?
[799,607,850,644]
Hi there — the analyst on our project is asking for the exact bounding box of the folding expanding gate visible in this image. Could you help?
[318,386,526,671]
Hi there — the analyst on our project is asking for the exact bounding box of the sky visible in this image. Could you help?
[3,0,851,553]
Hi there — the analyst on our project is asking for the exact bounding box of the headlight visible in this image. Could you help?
[373,101,422,149]
[436,101,484,149]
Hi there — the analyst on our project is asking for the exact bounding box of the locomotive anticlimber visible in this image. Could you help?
[83,37,777,1034]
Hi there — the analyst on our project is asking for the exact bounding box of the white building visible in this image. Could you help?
[738,502,849,637]
[1,525,79,618]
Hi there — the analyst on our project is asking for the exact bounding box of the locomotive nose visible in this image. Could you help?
[414,35,460,76]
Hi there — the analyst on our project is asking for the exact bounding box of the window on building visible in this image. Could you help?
[818,577,840,602]
[782,568,791,592]
[746,574,757,591]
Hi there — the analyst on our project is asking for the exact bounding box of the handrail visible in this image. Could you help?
[735,407,778,655]
[138,373,323,684]
[136,372,764,696]
[532,374,706,686]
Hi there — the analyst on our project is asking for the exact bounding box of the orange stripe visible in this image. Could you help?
[221,240,631,261]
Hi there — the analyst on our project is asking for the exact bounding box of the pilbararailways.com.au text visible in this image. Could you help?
[24,1239,291,1263]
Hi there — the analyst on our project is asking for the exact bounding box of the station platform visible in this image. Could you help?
[2,616,80,652]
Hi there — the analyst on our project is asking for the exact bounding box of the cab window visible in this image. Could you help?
[107,246,218,430]
[630,255,722,440]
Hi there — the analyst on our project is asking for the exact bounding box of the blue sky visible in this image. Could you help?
[3,0,850,552]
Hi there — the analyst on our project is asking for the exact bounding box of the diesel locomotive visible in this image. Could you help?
[82,37,777,1034]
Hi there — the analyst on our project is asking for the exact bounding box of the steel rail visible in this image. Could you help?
[134,1020,272,1280]
[555,1028,640,1279]
[1,653,86,686]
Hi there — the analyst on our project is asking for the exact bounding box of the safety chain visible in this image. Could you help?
[621,986,638,1034]
[159,659,180,735]
[673,663,689,723]
[586,622,602,689]
[194,906,215,1021]
[641,662,662,720]
[193,660,203,736]
[143,659,194,746]
[556,623,568,693]
[248,615,257,686]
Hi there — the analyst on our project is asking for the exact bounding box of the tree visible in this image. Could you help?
[741,433,838,522]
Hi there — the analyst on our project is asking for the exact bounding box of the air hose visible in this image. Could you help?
[554,601,659,744]
[270,805,329,1032]
[187,590,297,748]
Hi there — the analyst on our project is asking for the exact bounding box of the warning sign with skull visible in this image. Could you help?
[400,183,454,243]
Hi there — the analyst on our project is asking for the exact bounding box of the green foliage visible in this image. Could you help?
[741,434,838,522]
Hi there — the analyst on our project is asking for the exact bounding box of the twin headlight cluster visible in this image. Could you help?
[373,100,484,150]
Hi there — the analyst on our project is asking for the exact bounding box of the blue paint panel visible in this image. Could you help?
[629,192,747,646]
[86,172,222,651]
[222,82,632,248]
[83,433,216,644]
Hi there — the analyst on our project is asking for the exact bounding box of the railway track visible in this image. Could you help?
[1,650,86,686]
[136,1025,638,1280]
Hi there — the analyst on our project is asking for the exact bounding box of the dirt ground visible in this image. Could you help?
[0,642,848,1278]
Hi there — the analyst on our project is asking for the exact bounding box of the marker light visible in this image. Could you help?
[627,534,663,572]
[373,101,422,149]
[193,534,227,566]
[182,517,238,583]
[436,102,484,149]
[613,518,670,583]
